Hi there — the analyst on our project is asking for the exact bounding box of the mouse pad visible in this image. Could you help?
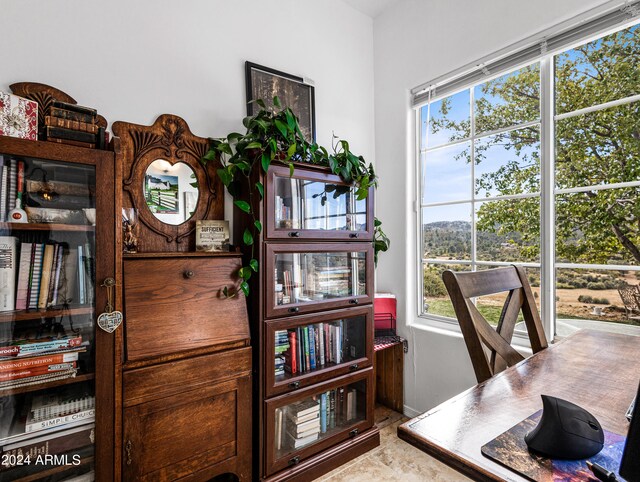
[481,410,626,481]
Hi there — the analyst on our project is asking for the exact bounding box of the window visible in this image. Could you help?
[419,23,640,337]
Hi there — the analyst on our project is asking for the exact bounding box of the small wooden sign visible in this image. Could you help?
[196,220,230,252]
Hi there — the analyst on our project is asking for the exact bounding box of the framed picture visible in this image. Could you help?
[245,61,316,141]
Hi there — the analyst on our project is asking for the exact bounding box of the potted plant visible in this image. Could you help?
[202,97,389,296]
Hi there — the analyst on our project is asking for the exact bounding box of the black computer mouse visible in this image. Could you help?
[524,395,604,460]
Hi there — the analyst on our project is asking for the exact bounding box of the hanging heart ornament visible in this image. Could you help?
[97,311,123,333]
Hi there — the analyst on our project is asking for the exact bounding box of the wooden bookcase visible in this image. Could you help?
[0,135,118,481]
[236,164,380,481]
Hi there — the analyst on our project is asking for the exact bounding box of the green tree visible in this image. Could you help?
[431,26,640,265]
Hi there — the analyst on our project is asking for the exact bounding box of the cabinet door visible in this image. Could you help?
[265,243,374,319]
[123,349,252,481]
[265,369,374,476]
[0,142,116,481]
[265,306,373,398]
[265,165,374,241]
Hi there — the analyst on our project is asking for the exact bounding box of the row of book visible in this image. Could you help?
[1,384,95,472]
[0,157,24,222]
[274,387,359,452]
[278,322,346,377]
[42,100,108,150]
[0,237,94,312]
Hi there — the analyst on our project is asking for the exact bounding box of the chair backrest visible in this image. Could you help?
[618,285,640,317]
[442,266,548,383]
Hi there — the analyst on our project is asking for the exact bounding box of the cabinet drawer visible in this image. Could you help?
[123,256,249,361]
[265,307,373,398]
[265,243,373,319]
[265,369,374,476]
[265,165,374,241]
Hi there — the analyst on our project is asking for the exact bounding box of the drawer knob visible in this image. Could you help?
[349,233,359,238]
[289,456,300,466]
[350,428,359,437]
[184,270,195,279]
[289,381,300,389]
[288,307,299,313]
[288,231,300,237]
[350,363,359,371]
[349,299,359,305]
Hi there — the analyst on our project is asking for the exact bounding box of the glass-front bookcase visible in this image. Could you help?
[0,136,116,481]
[265,165,374,240]
[265,370,373,475]
[265,306,373,398]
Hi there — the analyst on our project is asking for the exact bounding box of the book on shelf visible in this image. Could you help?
[308,325,317,370]
[37,244,55,309]
[285,430,318,449]
[27,243,44,310]
[51,101,97,118]
[25,386,95,434]
[0,363,76,383]
[0,236,18,312]
[43,126,97,145]
[286,422,319,440]
[47,105,96,125]
[15,242,32,310]
[346,388,357,421]
[0,352,80,372]
[0,423,95,470]
[286,399,320,424]
[0,368,78,390]
[0,335,83,358]
[44,116,98,134]
[274,407,284,451]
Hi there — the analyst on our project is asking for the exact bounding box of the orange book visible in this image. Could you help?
[0,362,76,382]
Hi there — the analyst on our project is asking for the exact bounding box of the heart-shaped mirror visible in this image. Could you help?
[144,159,199,225]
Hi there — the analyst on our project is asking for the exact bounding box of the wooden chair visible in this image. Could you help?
[618,285,640,322]
[442,266,548,383]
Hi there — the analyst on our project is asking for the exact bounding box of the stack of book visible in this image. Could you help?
[274,329,289,377]
[0,238,94,313]
[0,384,95,474]
[42,101,107,149]
[0,157,25,222]
[0,335,85,389]
[283,322,344,376]
[284,399,320,450]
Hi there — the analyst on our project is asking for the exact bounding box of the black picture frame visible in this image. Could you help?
[620,380,640,481]
[245,61,316,142]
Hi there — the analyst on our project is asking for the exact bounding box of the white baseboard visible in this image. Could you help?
[402,404,422,418]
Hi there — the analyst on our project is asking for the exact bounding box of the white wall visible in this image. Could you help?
[373,0,617,415]
[0,0,375,230]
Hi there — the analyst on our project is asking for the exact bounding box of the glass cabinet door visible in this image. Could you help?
[265,165,374,240]
[265,369,373,476]
[265,243,373,319]
[265,307,373,397]
[0,153,99,481]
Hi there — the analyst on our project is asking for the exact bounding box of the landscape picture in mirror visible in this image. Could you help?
[144,159,199,225]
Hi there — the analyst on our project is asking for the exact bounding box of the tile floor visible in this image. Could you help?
[314,406,470,481]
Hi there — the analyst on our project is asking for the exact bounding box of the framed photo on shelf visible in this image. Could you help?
[245,61,316,142]
[196,220,230,252]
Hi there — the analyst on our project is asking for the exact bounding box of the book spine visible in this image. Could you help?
[77,245,85,304]
[44,116,98,133]
[0,164,7,222]
[37,244,55,309]
[1,424,94,469]
[303,326,311,372]
[0,352,79,372]
[308,326,316,370]
[16,161,24,199]
[28,244,44,310]
[25,409,95,433]
[50,101,97,117]
[0,336,82,357]
[45,137,96,149]
[318,323,325,367]
[43,126,96,144]
[83,243,94,305]
[47,107,96,124]
[50,245,64,307]
[320,393,327,433]
[15,243,32,310]
[289,330,297,374]
[0,237,18,312]
[7,160,16,213]
[0,363,76,382]
[296,327,303,373]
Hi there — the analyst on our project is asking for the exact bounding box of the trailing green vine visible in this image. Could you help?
[202,97,389,297]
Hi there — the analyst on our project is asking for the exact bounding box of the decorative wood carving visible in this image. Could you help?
[112,114,223,252]
[10,81,108,129]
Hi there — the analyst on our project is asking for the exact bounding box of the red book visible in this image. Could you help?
[0,352,79,372]
[285,331,297,374]
[0,362,76,382]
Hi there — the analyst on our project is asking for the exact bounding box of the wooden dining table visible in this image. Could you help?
[397,329,640,481]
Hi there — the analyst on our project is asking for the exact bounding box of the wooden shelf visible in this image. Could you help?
[0,306,93,323]
[0,373,95,397]
[0,222,95,232]
[124,251,241,258]
[0,134,113,165]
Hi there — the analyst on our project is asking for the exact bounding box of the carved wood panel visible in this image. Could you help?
[112,114,223,252]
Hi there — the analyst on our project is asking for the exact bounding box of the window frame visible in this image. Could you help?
[416,21,640,341]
